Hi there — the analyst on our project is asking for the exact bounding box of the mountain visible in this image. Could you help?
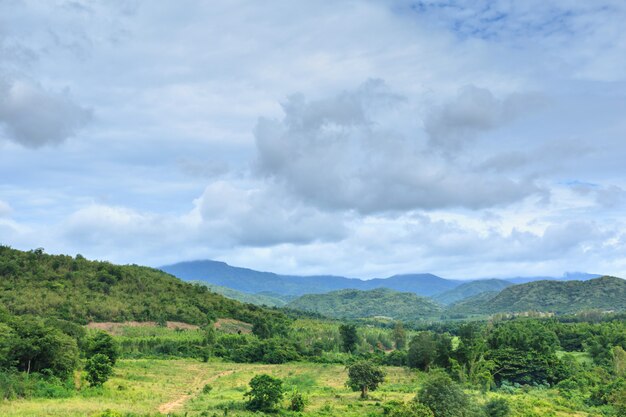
[0,246,285,326]
[194,282,289,307]
[449,276,626,315]
[433,279,513,305]
[160,260,459,297]
[286,288,442,321]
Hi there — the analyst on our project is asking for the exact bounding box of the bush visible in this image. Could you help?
[85,331,119,365]
[484,398,510,417]
[244,374,284,412]
[202,383,213,394]
[85,354,113,387]
[289,390,307,412]
[417,371,469,417]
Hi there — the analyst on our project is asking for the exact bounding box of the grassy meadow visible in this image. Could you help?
[1,358,603,417]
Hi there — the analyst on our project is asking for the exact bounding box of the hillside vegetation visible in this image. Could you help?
[287,288,442,320]
[433,279,512,305]
[0,246,282,325]
[192,282,289,307]
[449,276,626,315]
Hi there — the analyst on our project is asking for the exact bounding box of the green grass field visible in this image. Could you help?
[0,359,604,417]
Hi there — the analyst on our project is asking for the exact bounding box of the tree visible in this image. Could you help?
[346,360,385,399]
[408,332,440,371]
[85,353,113,387]
[244,374,284,412]
[339,324,359,353]
[86,331,119,365]
[393,322,407,350]
[417,371,469,417]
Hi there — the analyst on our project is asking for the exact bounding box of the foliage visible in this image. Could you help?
[244,374,284,412]
[393,322,407,349]
[339,324,359,353]
[0,246,288,327]
[289,390,307,411]
[408,332,452,371]
[483,398,510,417]
[85,354,113,387]
[417,371,469,417]
[385,400,435,417]
[85,331,119,364]
[346,360,385,399]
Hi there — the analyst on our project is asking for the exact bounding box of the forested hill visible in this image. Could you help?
[433,279,512,305]
[0,246,284,325]
[449,276,626,315]
[286,288,442,320]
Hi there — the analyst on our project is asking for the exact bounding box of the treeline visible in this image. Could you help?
[0,306,120,399]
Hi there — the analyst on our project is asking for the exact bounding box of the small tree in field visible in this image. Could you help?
[346,360,385,399]
[85,353,113,387]
[244,374,284,412]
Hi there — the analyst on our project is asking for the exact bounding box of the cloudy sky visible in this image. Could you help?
[1,0,626,279]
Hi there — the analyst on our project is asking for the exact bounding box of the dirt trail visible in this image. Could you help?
[158,369,235,415]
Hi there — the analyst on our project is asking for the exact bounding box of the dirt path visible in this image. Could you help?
[158,369,235,415]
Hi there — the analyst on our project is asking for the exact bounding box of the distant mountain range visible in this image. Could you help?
[159,259,601,299]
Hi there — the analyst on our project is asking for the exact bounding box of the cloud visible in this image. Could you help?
[194,180,347,247]
[255,80,542,213]
[0,78,91,147]
[424,85,543,153]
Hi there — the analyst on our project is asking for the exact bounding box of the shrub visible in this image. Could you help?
[289,390,307,412]
[202,384,213,394]
[417,371,469,417]
[484,398,510,417]
[85,354,113,387]
[244,374,284,412]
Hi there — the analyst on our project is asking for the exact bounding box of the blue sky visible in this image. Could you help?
[1,0,626,279]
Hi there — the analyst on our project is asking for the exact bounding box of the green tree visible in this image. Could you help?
[85,353,113,387]
[417,371,469,417]
[393,322,407,350]
[85,331,119,365]
[346,360,385,399]
[244,374,284,412]
[339,324,359,353]
[408,332,435,370]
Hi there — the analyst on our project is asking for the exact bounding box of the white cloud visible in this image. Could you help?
[0,78,91,147]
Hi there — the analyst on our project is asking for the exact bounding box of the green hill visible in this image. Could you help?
[287,288,442,320]
[193,282,289,307]
[449,276,626,315]
[0,246,284,325]
[432,279,512,305]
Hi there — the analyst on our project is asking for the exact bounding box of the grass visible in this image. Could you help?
[0,358,607,417]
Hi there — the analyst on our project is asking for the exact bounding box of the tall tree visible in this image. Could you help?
[339,324,359,353]
[346,360,385,399]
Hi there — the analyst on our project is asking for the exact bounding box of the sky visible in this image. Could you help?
[1,0,626,279]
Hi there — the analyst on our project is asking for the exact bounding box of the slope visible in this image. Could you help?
[286,288,442,320]
[0,246,284,325]
[433,279,512,305]
[449,276,626,315]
